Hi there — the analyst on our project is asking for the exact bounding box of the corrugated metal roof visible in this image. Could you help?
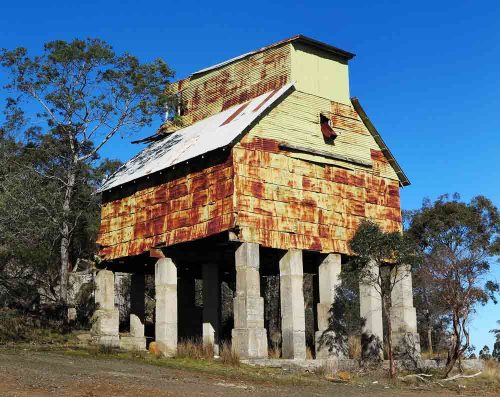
[99,83,295,192]
[190,35,355,78]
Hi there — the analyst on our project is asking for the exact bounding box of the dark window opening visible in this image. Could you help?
[320,113,337,142]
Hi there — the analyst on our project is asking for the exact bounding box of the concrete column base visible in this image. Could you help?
[91,308,120,348]
[391,265,420,359]
[279,249,306,360]
[92,270,119,348]
[391,306,421,357]
[120,336,146,351]
[282,329,306,359]
[315,330,345,359]
[232,243,268,359]
[232,328,268,358]
[155,258,178,357]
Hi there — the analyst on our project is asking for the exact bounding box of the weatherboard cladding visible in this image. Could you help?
[97,37,405,261]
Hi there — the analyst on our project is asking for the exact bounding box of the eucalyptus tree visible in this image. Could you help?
[407,194,499,377]
[0,39,174,307]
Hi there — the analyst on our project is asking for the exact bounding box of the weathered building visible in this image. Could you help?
[93,35,419,359]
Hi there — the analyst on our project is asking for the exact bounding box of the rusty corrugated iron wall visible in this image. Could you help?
[97,156,234,260]
[231,91,402,254]
[176,43,291,126]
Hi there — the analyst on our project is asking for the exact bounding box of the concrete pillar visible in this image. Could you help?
[359,260,383,359]
[390,265,420,356]
[203,263,220,354]
[91,269,119,348]
[279,249,306,359]
[231,243,268,358]
[121,273,146,351]
[315,253,342,358]
[155,258,177,356]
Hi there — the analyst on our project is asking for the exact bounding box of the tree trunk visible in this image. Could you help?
[59,167,76,307]
[384,298,396,378]
[443,313,460,378]
[427,326,433,357]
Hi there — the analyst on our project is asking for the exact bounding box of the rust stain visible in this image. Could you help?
[221,102,250,126]
[252,87,280,113]
[97,158,235,261]
[174,44,291,125]
[232,136,403,255]
[370,149,387,162]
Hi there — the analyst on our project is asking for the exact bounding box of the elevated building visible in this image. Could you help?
[93,35,418,359]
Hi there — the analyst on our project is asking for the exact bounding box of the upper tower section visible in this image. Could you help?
[169,35,354,128]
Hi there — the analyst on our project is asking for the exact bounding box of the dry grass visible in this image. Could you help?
[420,349,448,361]
[219,341,240,367]
[315,359,338,377]
[176,339,214,360]
[347,335,361,359]
[468,359,500,387]
[306,346,314,360]
[268,345,281,359]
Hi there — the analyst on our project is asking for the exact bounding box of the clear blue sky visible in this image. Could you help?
[1,0,499,352]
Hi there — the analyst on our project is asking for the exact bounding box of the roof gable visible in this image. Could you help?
[99,83,294,192]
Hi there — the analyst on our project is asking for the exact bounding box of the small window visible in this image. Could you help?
[165,93,185,122]
[320,113,337,140]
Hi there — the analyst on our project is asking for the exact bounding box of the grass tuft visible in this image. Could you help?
[306,346,314,360]
[176,338,214,360]
[269,345,281,359]
[219,341,240,367]
[347,335,361,359]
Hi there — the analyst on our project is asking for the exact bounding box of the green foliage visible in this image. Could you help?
[406,194,499,376]
[349,220,419,292]
[479,345,492,360]
[348,221,419,375]
[0,308,72,344]
[0,131,112,309]
[407,194,499,312]
[0,38,174,307]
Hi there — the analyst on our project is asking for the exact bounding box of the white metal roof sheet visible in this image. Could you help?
[99,83,294,192]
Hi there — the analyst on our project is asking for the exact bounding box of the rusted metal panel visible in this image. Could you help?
[177,44,292,126]
[97,158,235,261]
[232,133,403,255]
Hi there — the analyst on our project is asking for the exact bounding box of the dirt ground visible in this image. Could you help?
[0,348,496,397]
